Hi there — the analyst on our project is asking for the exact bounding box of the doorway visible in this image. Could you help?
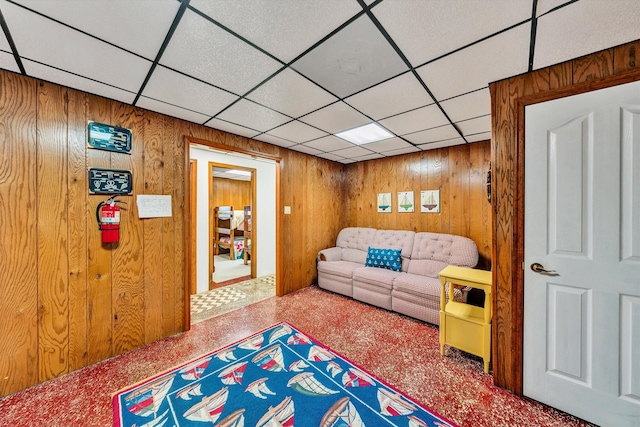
[188,141,279,324]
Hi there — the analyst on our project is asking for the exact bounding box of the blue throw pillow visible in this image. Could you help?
[365,247,402,272]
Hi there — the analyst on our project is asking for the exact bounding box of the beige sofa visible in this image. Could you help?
[317,227,479,325]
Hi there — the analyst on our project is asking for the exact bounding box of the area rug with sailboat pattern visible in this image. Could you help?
[112,322,457,427]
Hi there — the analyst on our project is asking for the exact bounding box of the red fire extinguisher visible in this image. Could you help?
[96,196,126,243]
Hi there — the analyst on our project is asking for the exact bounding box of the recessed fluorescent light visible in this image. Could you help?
[335,123,393,145]
[228,169,251,176]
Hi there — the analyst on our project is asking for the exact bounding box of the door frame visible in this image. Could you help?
[504,70,640,394]
[189,159,197,295]
[208,161,257,288]
[183,136,283,330]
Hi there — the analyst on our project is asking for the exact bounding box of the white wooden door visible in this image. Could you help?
[524,81,640,427]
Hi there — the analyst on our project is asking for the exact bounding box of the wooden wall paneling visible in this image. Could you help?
[572,49,613,84]
[163,118,177,336]
[549,62,572,90]
[447,147,463,237]
[212,178,251,208]
[481,143,492,271]
[425,149,442,232]
[173,121,188,333]
[110,103,145,354]
[281,151,294,294]
[67,88,88,371]
[396,153,419,231]
[468,143,485,269]
[438,149,450,233]
[142,111,165,344]
[418,152,429,232]
[305,157,317,281]
[377,157,395,230]
[36,81,70,382]
[0,72,38,396]
[86,94,113,365]
[613,40,640,73]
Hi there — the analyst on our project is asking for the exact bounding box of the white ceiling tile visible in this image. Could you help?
[217,99,291,132]
[2,1,151,92]
[360,137,413,153]
[330,145,373,158]
[247,68,337,118]
[190,0,361,63]
[253,133,296,148]
[24,59,136,104]
[161,8,282,95]
[373,0,532,66]
[536,0,573,17]
[354,153,385,161]
[205,118,261,139]
[14,0,180,59]
[267,120,328,143]
[440,89,491,122]
[0,25,10,50]
[316,152,346,162]
[289,145,323,156]
[292,14,408,98]
[456,115,491,136]
[338,158,357,164]
[382,146,421,157]
[379,104,449,136]
[466,132,492,143]
[0,51,20,73]
[403,125,460,145]
[417,24,530,100]
[137,96,212,125]
[142,66,238,117]
[302,135,353,152]
[534,1,640,69]
[299,101,370,134]
[418,138,466,151]
[345,72,435,120]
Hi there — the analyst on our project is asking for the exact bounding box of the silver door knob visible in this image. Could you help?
[530,263,557,274]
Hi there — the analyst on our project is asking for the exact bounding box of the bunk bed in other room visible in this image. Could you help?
[241,205,252,265]
[213,206,245,260]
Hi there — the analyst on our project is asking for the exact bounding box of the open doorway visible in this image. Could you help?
[189,143,278,324]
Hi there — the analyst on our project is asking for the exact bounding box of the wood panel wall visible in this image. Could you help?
[0,69,346,397]
[490,39,640,393]
[212,178,251,210]
[344,141,491,270]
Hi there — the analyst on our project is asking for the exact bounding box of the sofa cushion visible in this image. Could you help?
[342,248,368,264]
[407,259,448,278]
[371,229,415,259]
[393,273,463,300]
[353,267,403,290]
[365,247,402,271]
[410,232,478,267]
[336,227,377,252]
[317,260,363,280]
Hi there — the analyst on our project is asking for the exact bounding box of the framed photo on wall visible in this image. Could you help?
[398,191,414,212]
[420,190,440,213]
[377,192,392,213]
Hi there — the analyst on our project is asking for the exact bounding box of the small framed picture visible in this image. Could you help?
[421,190,440,213]
[398,191,414,212]
[377,192,392,213]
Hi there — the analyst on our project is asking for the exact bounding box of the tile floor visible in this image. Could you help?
[0,285,595,427]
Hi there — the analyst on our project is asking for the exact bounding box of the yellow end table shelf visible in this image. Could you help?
[438,265,492,373]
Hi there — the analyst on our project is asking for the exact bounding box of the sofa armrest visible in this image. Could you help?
[318,247,342,262]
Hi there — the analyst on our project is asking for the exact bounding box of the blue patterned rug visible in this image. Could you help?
[113,322,457,427]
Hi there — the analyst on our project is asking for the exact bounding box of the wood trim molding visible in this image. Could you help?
[185,136,282,162]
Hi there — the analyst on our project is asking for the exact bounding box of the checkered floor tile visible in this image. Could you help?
[190,287,247,314]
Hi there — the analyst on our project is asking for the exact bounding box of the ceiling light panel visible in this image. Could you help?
[299,101,370,134]
[440,88,491,122]
[335,123,393,145]
[417,24,530,101]
[372,0,532,66]
[292,14,408,98]
[302,135,354,152]
[246,68,338,118]
[456,115,491,136]
[142,66,239,117]
[345,72,435,120]
[217,99,291,132]
[267,120,327,143]
[24,59,136,104]
[205,118,261,139]
[190,0,360,63]
[13,0,180,59]
[534,1,640,70]
[2,1,151,92]
[137,96,212,124]
[160,9,282,95]
[379,104,449,136]
[403,124,460,145]
[253,133,296,148]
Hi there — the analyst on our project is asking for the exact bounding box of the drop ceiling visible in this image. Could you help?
[1,0,639,164]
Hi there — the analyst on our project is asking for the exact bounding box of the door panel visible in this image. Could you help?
[524,81,640,427]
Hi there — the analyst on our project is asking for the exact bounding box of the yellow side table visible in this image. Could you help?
[438,265,492,373]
